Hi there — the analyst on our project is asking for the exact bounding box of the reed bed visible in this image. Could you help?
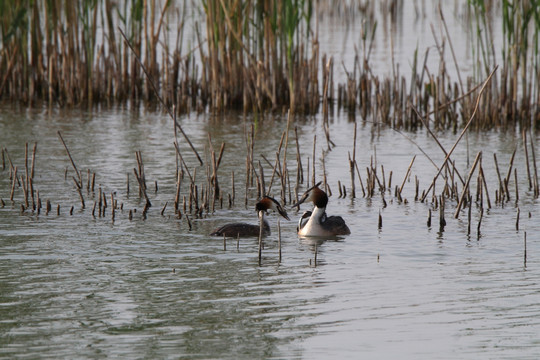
[0,1,537,128]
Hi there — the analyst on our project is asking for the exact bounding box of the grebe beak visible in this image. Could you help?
[276,204,290,221]
[259,196,290,220]
[291,181,322,208]
[291,194,308,208]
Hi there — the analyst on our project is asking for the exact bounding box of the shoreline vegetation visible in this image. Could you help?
[0,0,538,129]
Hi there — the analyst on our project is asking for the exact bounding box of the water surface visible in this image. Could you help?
[1,105,540,359]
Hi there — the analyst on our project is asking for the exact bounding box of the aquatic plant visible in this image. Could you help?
[0,0,538,127]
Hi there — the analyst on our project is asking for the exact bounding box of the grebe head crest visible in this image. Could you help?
[256,196,290,220]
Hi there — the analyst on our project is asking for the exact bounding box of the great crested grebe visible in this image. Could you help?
[210,196,290,237]
[292,182,350,237]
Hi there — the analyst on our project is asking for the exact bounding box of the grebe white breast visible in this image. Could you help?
[210,196,289,237]
[292,182,350,237]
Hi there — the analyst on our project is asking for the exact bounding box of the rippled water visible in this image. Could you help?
[1,105,540,359]
[2,2,540,358]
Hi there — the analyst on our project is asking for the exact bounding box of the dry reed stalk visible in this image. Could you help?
[399,155,416,195]
[365,167,373,197]
[135,151,146,197]
[295,126,304,185]
[439,195,446,229]
[421,66,498,202]
[258,211,264,266]
[493,153,504,203]
[174,169,182,212]
[477,208,483,238]
[58,131,82,187]
[478,166,492,208]
[23,142,30,208]
[102,191,108,217]
[10,166,17,202]
[349,122,357,198]
[133,168,152,208]
[504,147,517,201]
[467,196,472,235]
[524,232,527,267]
[528,129,539,197]
[173,141,193,182]
[514,168,519,205]
[111,196,116,222]
[231,171,235,206]
[454,151,482,218]
[20,174,28,209]
[278,219,282,263]
[415,176,420,201]
[354,161,366,197]
[3,148,16,178]
[281,111,292,204]
[98,187,103,217]
[86,169,91,194]
[36,191,41,214]
[439,8,465,95]
[286,167,293,204]
[266,153,282,194]
[381,165,387,193]
[258,161,266,197]
[522,129,532,189]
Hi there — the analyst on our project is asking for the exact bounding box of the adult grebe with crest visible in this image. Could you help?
[292,182,350,237]
[210,196,289,237]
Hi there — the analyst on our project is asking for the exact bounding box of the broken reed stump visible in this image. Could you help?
[258,212,264,266]
[133,167,151,209]
[278,220,282,263]
[439,195,446,229]
[477,208,484,238]
[524,232,527,267]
